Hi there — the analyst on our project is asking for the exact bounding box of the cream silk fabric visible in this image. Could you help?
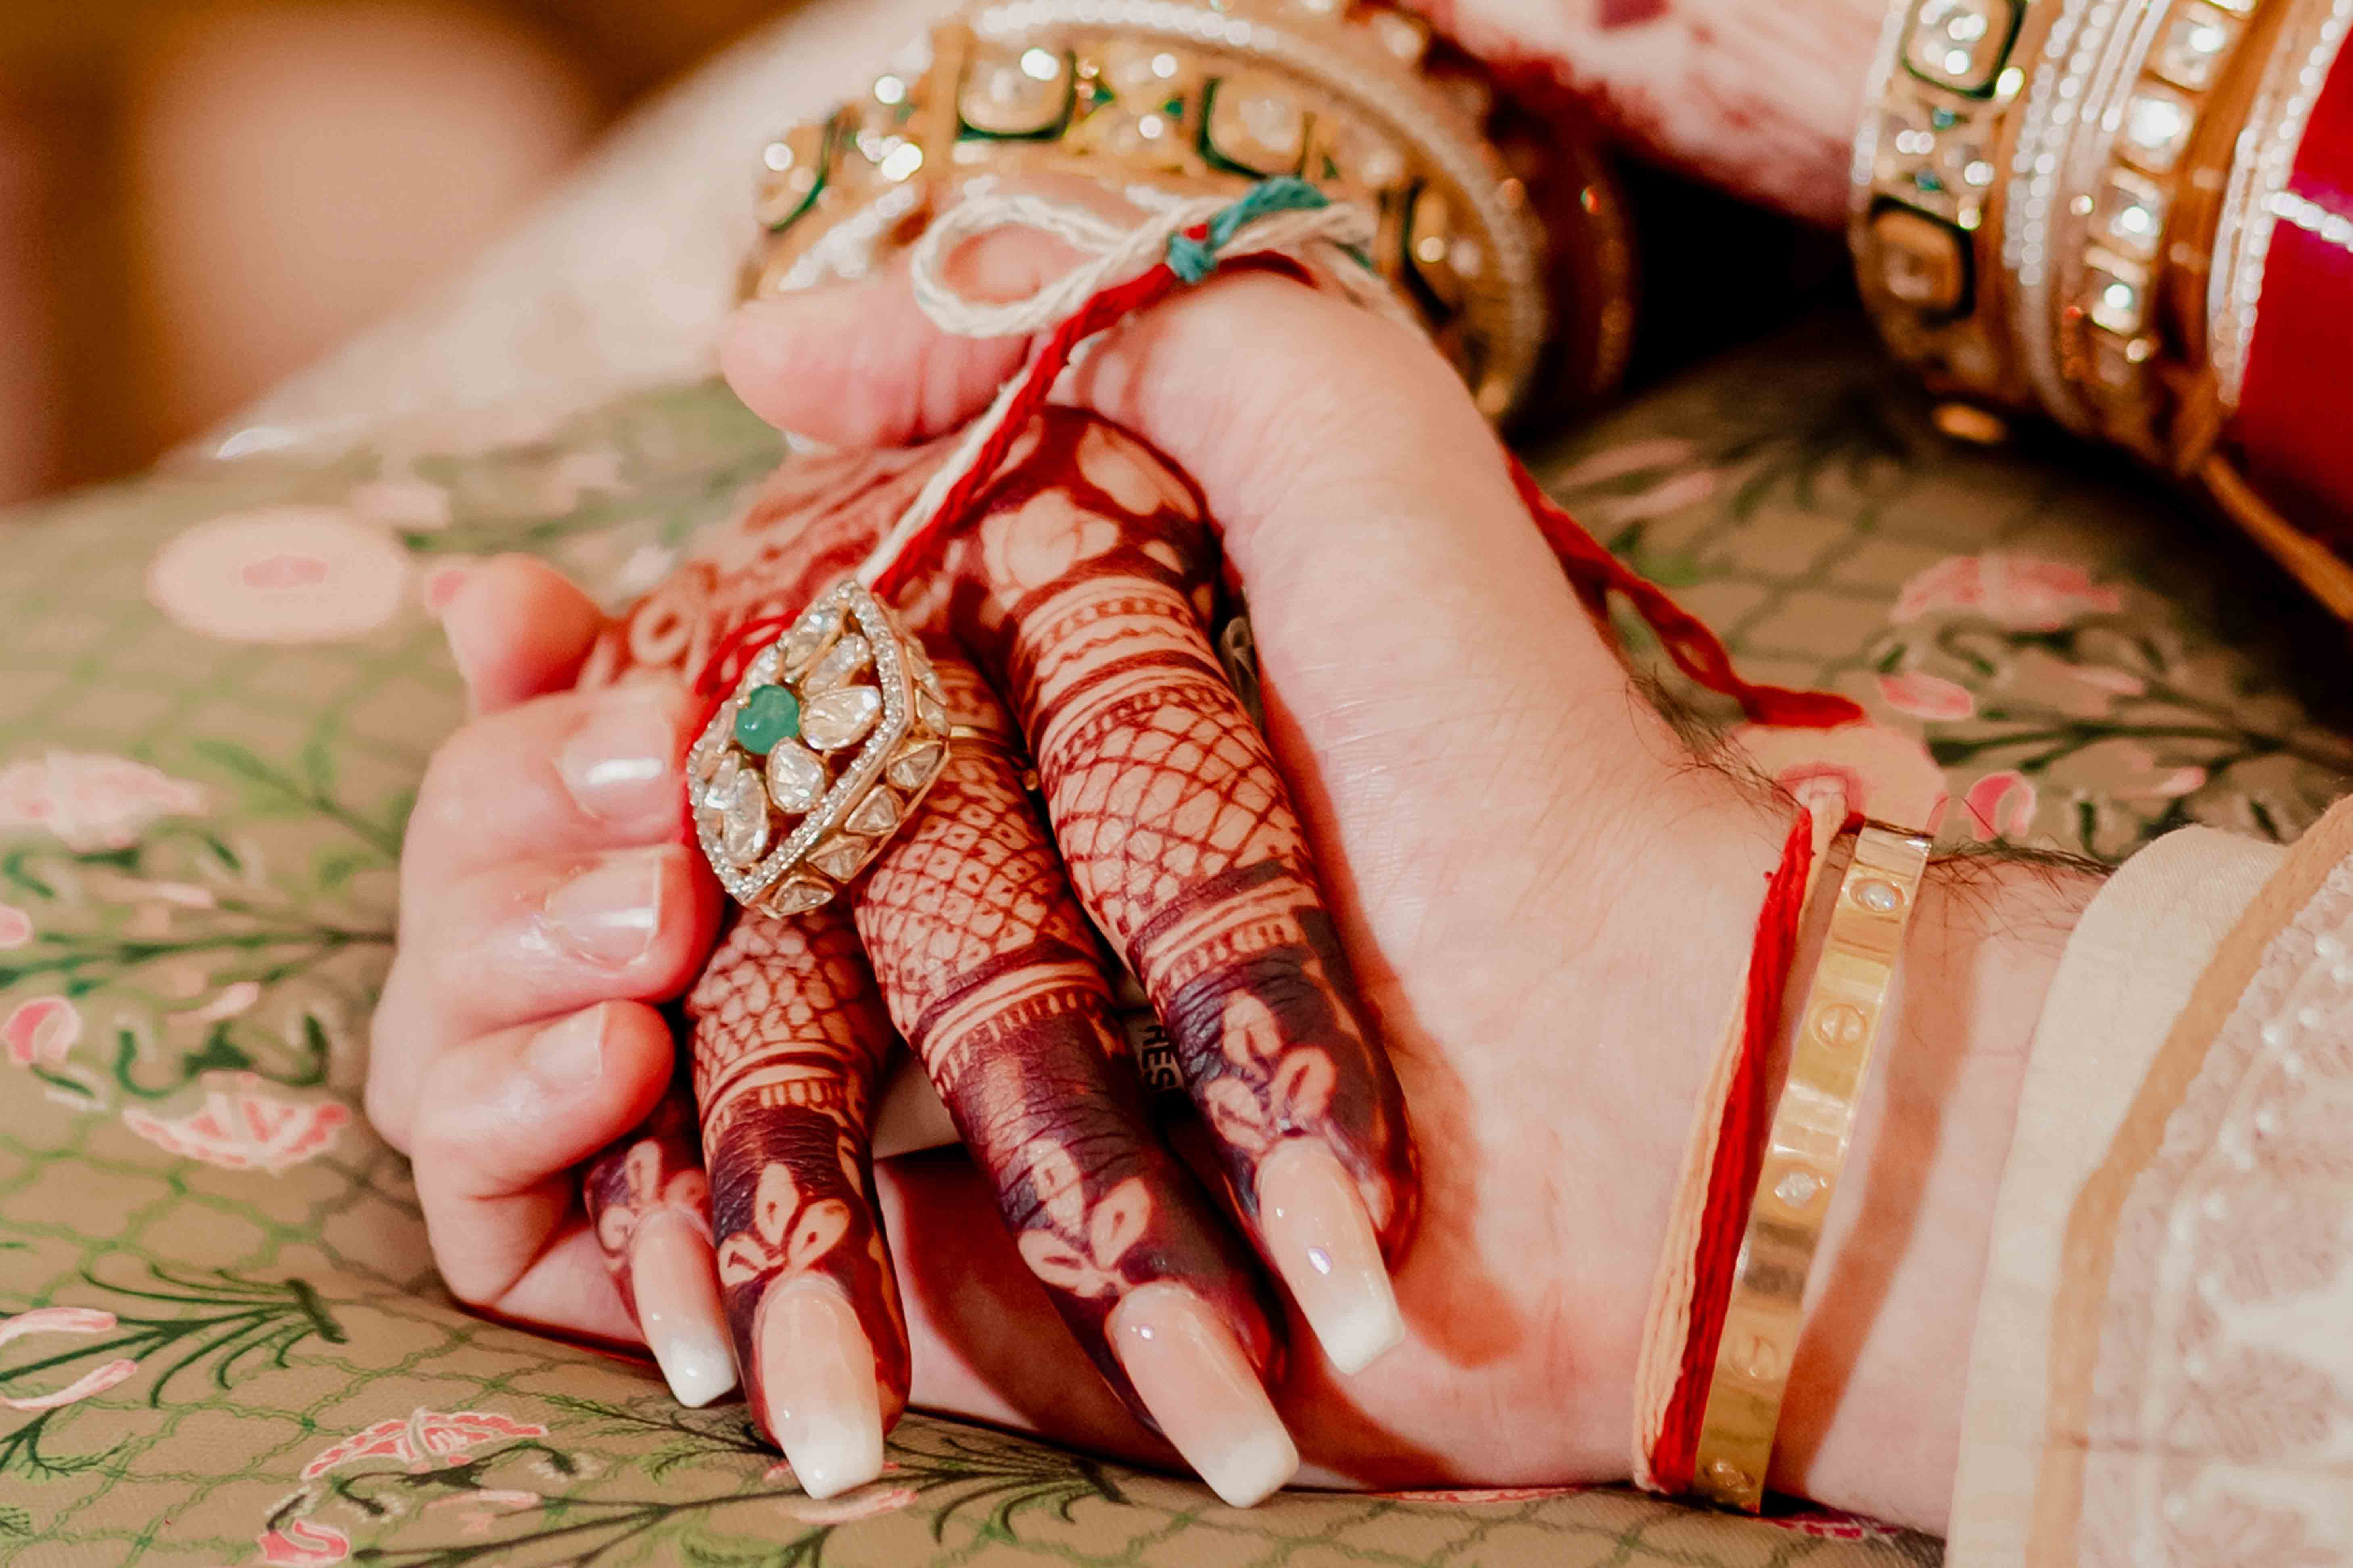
[1952,803,2353,1565]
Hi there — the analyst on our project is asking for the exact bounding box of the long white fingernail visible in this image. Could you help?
[631,1209,738,1408]
[1256,1138,1404,1376]
[1109,1282,1298,1508]
[757,1278,885,1500]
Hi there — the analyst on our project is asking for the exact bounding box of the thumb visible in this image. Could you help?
[719,219,1091,449]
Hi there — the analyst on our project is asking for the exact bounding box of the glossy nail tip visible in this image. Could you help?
[1110,1283,1298,1510]
[1310,1284,1407,1377]
[653,1331,739,1409]
[758,1279,885,1500]
[1257,1139,1405,1376]
[630,1212,738,1409]
[1200,1427,1300,1509]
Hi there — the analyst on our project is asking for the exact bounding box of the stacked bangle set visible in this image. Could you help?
[1855,0,2353,613]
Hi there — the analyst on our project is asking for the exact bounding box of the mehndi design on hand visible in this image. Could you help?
[575,407,1419,1505]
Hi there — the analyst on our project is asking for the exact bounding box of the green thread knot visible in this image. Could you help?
[1165,176,1329,284]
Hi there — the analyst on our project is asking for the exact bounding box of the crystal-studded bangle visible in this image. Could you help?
[2047,0,2280,458]
[1685,822,1933,1513]
[1851,0,2058,422]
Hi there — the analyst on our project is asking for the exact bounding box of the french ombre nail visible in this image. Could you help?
[1109,1282,1298,1508]
[756,1278,885,1500]
[1255,1138,1405,1376]
[631,1209,738,1409]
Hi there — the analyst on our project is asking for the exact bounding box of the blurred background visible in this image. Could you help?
[0,1,791,506]
[0,1,1836,509]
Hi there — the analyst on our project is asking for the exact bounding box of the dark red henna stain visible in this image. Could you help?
[942,410,1418,1253]
[583,1087,710,1329]
[686,910,910,1431]
[853,657,1278,1412]
[577,406,1418,1403]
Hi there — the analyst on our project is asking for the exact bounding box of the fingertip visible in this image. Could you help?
[757,1277,889,1499]
[1255,1138,1404,1376]
[444,554,607,714]
[631,1209,740,1407]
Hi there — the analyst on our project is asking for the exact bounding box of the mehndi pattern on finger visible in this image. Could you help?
[687,911,910,1427]
[852,656,1280,1402]
[583,1092,713,1323]
[945,411,1417,1250]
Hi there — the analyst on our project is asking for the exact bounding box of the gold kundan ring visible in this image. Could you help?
[688,579,954,917]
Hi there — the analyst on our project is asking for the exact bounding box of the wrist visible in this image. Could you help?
[1769,849,2102,1528]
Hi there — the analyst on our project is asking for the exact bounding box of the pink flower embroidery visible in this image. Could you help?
[257,1518,350,1566]
[147,506,412,644]
[1547,437,1698,489]
[0,1308,137,1411]
[4,996,81,1068]
[177,981,262,1025]
[1201,995,1335,1157]
[0,751,207,851]
[1730,721,1948,833]
[422,1488,542,1535]
[120,1073,349,1173]
[1580,468,1719,527]
[2065,663,2148,698]
[1963,771,2039,840]
[2110,742,2209,802]
[1013,1138,1151,1299]
[1874,670,1978,722]
[715,1161,851,1288]
[1893,553,2123,631]
[785,1484,919,1524]
[0,903,28,949]
[418,559,478,617]
[301,1409,549,1478]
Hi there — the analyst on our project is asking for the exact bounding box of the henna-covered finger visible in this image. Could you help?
[687,905,908,1499]
[852,656,1298,1507]
[949,410,1418,1376]
[583,1087,737,1408]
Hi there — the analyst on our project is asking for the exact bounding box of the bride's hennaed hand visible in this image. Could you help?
[373,220,2095,1528]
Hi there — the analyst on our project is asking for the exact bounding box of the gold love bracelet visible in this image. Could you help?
[1688,822,1933,1511]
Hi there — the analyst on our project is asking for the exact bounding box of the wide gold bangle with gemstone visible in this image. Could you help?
[1852,0,2061,423]
[1687,823,1933,1513]
[741,0,1610,424]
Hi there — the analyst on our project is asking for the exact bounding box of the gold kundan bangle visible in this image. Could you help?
[1687,822,1933,1512]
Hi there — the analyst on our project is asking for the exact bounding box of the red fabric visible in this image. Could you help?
[1650,810,1830,1497]
[2237,35,2353,547]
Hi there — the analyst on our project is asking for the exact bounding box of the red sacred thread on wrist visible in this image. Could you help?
[1649,810,1855,1495]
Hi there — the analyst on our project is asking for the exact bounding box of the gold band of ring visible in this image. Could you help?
[1688,821,1933,1511]
[948,724,1040,791]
